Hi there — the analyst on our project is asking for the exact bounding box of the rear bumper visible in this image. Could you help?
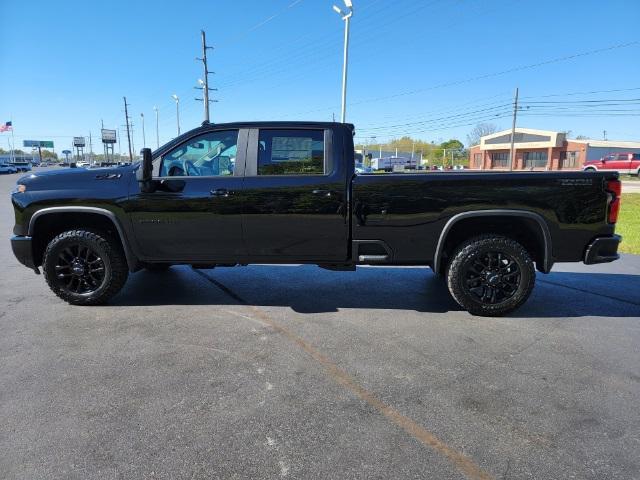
[584,234,621,264]
[10,235,37,271]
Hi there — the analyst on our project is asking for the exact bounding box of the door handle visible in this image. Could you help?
[312,189,333,197]
[210,188,232,197]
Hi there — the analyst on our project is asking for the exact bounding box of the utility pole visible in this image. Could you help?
[88,131,93,164]
[603,130,607,141]
[101,119,106,163]
[140,113,146,148]
[333,1,353,123]
[123,96,133,162]
[195,30,216,123]
[153,106,159,149]
[411,141,415,168]
[171,95,180,136]
[509,87,519,171]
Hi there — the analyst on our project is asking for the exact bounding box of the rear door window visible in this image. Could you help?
[257,129,325,175]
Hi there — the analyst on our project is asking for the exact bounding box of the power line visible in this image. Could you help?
[521,86,640,99]
[216,0,307,48]
[284,39,640,117]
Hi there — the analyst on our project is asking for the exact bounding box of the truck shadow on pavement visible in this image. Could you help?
[111,265,640,318]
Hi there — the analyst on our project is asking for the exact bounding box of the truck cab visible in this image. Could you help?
[10,121,622,316]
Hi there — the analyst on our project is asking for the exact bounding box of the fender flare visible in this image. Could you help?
[433,209,553,274]
[28,206,138,271]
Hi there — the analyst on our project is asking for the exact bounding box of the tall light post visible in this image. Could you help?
[140,113,146,148]
[172,94,180,136]
[332,0,353,124]
[153,106,159,149]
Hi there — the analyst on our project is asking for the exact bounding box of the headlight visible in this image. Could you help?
[12,184,26,194]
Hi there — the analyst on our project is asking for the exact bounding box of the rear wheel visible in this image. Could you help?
[446,235,535,316]
[42,229,128,305]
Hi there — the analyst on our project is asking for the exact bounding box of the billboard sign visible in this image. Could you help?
[101,129,117,144]
[73,137,86,147]
[23,140,54,148]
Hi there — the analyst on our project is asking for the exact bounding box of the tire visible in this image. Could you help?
[446,235,535,316]
[583,167,596,172]
[42,229,128,305]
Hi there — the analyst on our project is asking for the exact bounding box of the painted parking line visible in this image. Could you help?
[195,269,494,480]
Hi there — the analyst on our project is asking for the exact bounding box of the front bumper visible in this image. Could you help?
[10,235,37,271]
[584,234,622,264]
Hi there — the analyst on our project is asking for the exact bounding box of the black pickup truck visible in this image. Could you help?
[10,122,622,315]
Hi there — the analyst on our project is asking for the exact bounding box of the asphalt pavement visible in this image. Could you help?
[1,169,639,480]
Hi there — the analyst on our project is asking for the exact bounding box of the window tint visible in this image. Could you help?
[523,151,548,169]
[560,151,578,168]
[258,129,324,175]
[615,153,630,161]
[633,153,640,160]
[160,130,239,177]
[490,152,509,168]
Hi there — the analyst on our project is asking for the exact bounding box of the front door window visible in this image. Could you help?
[160,130,239,177]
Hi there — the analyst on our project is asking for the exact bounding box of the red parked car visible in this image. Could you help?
[583,152,640,175]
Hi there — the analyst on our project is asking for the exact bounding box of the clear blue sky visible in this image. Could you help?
[1,0,639,153]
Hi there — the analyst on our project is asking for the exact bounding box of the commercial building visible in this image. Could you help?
[0,153,37,164]
[468,128,640,171]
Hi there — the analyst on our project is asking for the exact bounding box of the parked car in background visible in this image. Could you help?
[0,163,18,174]
[453,165,466,170]
[355,164,373,174]
[371,156,411,172]
[12,161,32,172]
[583,152,640,175]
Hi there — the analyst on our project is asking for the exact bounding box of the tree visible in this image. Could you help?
[40,149,58,160]
[466,123,498,147]
[440,139,464,150]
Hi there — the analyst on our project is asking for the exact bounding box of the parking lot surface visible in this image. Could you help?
[1,169,639,480]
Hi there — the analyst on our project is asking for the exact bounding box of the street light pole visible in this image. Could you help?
[172,94,180,136]
[153,106,159,149]
[140,113,146,148]
[333,0,353,123]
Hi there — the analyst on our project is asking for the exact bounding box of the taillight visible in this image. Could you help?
[606,179,621,224]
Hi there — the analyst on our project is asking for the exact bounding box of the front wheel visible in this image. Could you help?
[446,235,535,316]
[42,230,128,305]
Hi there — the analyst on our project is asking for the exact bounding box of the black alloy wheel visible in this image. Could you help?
[43,230,128,305]
[446,235,535,316]
[54,244,106,295]
[461,251,520,305]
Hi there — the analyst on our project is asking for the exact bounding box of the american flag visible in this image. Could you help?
[0,121,12,133]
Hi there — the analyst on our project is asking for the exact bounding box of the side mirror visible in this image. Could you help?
[137,148,155,193]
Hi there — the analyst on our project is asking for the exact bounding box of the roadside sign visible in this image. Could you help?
[23,140,54,148]
[73,137,86,147]
[101,129,117,144]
